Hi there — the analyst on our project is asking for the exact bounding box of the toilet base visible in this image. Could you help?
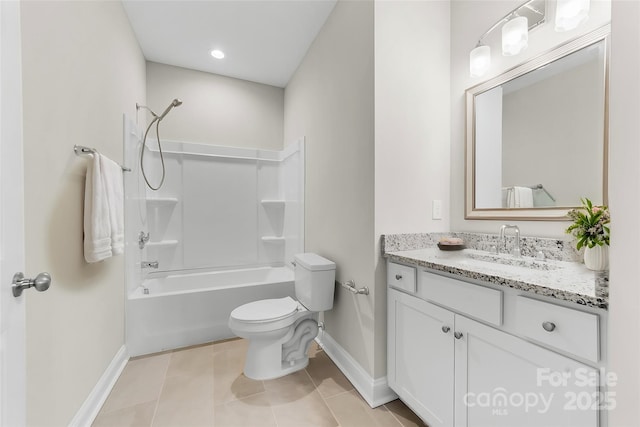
[241,314,317,381]
[245,351,309,381]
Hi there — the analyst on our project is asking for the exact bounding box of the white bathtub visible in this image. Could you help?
[126,266,295,356]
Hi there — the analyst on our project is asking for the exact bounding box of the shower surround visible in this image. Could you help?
[123,117,304,356]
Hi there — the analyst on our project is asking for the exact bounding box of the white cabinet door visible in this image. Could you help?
[388,288,455,427]
[455,315,599,427]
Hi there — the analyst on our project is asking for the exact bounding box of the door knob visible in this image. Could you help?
[442,325,450,333]
[12,272,51,297]
[454,332,463,339]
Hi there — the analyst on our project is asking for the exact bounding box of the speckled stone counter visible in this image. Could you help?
[383,233,608,310]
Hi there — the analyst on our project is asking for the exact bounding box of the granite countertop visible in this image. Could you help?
[383,234,608,310]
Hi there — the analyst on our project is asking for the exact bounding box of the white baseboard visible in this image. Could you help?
[316,331,397,408]
[69,345,129,427]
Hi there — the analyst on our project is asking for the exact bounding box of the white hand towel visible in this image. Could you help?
[502,187,510,208]
[84,154,112,263]
[100,154,124,255]
[513,186,534,208]
[505,186,534,208]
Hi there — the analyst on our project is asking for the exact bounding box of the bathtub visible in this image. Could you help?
[126,266,295,357]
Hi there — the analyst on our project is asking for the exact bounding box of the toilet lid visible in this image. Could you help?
[231,297,299,323]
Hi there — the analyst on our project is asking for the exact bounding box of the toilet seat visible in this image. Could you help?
[230,296,299,324]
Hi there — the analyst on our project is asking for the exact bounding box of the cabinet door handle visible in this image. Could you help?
[395,274,402,280]
[542,321,556,332]
[442,325,450,333]
[454,332,463,339]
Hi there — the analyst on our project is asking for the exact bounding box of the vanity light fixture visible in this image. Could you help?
[470,45,491,77]
[555,0,591,32]
[210,49,225,59]
[469,0,545,77]
[502,16,529,56]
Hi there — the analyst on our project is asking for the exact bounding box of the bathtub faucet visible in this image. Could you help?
[142,261,159,269]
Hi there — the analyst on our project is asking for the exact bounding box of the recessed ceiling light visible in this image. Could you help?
[210,49,225,59]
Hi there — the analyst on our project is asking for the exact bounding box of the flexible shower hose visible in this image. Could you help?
[140,117,166,191]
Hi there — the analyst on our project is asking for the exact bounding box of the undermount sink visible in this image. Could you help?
[464,252,560,271]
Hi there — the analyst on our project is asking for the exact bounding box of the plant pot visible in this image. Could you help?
[584,245,609,271]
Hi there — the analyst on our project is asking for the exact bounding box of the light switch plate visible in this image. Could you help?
[432,200,442,220]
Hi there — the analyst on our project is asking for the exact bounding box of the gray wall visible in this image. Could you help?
[146,62,284,149]
[608,0,640,424]
[284,0,376,375]
[502,59,604,206]
[374,0,451,378]
[284,0,451,379]
[20,1,146,425]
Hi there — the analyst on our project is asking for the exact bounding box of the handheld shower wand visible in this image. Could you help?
[157,99,183,121]
[138,98,183,190]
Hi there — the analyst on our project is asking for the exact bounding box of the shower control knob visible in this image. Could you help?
[454,332,463,340]
[441,326,450,333]
[138,231,150,249]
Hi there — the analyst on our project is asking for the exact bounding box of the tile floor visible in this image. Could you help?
[92,338,427,427]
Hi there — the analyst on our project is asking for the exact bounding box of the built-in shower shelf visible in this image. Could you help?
[260,199,286,207]
[146,197,179,206]
[261,236,285,243]
[146,240,179,248]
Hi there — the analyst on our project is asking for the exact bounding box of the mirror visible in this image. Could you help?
[465,27,609,220]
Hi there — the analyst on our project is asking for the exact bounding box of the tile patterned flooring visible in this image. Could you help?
[92,338,426,427]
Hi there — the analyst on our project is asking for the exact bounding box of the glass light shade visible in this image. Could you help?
[555,0,590,32]
[502,16,528,56]
[470,45,491,78]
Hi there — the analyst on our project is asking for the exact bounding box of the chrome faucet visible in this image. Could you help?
[498,225,521,257]
[142,261,159,269]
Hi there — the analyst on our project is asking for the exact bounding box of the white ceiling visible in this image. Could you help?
[122,0,337,88]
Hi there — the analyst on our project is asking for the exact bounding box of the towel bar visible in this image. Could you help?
[74,145,131,172]
[529,184,556,202]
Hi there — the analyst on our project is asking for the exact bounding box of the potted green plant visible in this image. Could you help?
[565,198,610,271]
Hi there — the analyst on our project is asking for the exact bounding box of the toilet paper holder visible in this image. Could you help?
[341,280,369,296]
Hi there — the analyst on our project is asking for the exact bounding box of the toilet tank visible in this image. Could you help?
[294,253,336,311]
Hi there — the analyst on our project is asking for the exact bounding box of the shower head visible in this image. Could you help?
[158,98,183,121]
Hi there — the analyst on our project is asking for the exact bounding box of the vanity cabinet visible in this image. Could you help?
[388,288,454,427]
[388,263,602,427]
[454,315,598,427]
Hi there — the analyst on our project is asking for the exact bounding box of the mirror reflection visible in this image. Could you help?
[470,37,607,213]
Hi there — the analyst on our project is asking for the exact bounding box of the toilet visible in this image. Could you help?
[228,253,336,380]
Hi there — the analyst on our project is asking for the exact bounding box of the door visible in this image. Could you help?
[454,315,598,427]
[0,1,26,425]
[388,288,455,427]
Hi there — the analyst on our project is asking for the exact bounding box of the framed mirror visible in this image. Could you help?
[465,26,609,220]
